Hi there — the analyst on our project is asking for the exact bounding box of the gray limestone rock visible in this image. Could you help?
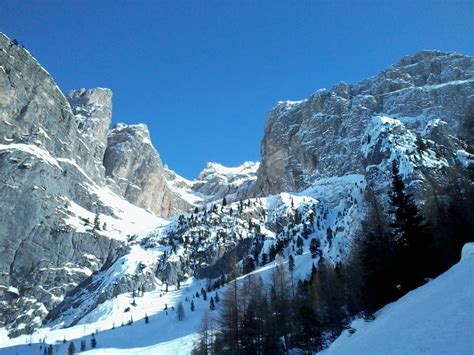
[67,88,113,180]
[103,123,192,217]
[0,33,125,336]
[254,50,474,196]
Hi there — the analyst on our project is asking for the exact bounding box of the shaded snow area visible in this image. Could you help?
[321,243,474,355]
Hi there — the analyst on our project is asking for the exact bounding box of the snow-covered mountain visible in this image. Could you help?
[0,29,473,353]
[190,161,259,202]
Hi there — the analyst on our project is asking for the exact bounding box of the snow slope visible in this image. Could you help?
[0,278,208,355]
[0,172,366,354]
[321,243,474,355]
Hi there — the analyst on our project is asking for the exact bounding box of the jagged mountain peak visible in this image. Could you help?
[0,34,164,337]
[67,87,113,125]
[108,123,154,148]
[103,122,192,217]
[395,49,464,67]
[198,160,259,179]
[191,161,259,203]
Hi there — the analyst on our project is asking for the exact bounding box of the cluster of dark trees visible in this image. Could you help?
[192,160,473,354]
[40,335,95,355]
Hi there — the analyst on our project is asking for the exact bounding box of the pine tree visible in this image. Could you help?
[311,262,317,279]
[191,300,195,312]
[47,344,53,355]
[177,302,185,320]
[389,159,432,292]
[68,342,76,355]
[217,280,241,353]
[145,314,149,323]
[209,297,215,310]
[222,197,227,206]
[288,254,296,297]
[90,336,97,348]
[241,297,259,354]
[80,340,86,351]
[292,298,321,352]
[296,236,304,255]
[309,238,321,258]
[194,310,215,355]
[270,264,292,350]
[93,213,100,231]
[243,256,255,274]
[288,255,295,272]
[389,160,425,245]
[351,194,397,314]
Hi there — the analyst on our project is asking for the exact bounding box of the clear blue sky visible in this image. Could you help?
[1,1,473,179]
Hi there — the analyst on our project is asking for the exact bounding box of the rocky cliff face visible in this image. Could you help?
[67,88,113,180]
[255,50,474,197]
[0,33,162,337]
[103,123,192,217]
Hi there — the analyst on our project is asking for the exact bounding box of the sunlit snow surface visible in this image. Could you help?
[0,278,203,354]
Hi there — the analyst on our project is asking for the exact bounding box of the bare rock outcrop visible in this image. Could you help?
[103,123,192,217]
[0,33,148,336]
[255,50,474,196]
